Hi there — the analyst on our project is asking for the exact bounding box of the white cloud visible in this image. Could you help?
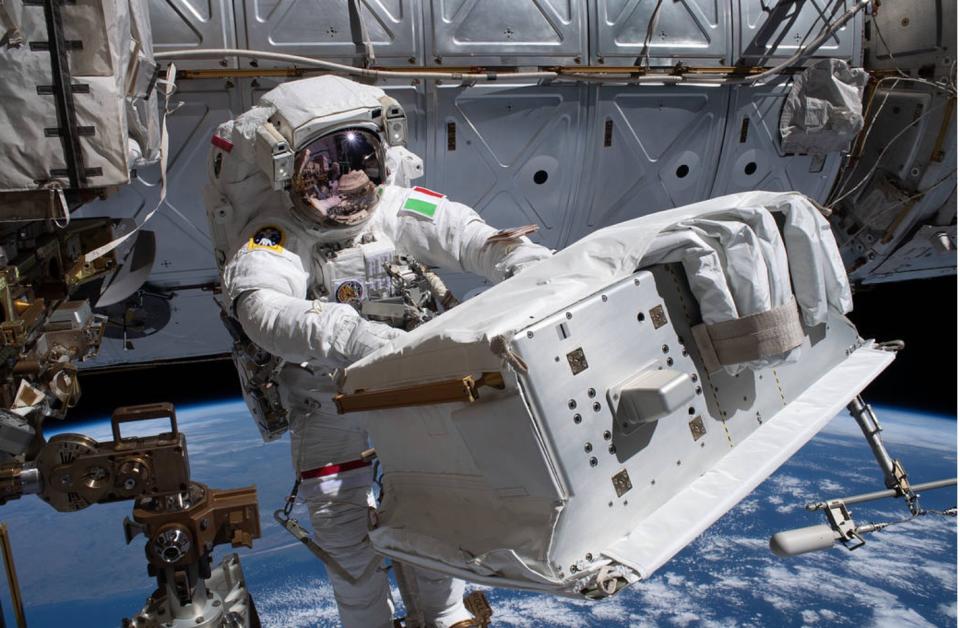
[870,606,937,628]
[817,479,843,492]
[254,576,341,628]
[938,601,957,619]
[800,609,819,624]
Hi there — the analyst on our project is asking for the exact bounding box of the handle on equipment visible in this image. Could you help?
[111,402,179,441]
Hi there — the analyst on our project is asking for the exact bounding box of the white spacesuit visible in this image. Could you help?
[204,76,551,628]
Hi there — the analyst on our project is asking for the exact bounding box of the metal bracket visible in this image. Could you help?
[825,501,865,551]
[334,371,505,414]
[847,396,917,511]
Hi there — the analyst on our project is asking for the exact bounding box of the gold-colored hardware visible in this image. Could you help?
[334,371,505,414]
[0,523,26,628]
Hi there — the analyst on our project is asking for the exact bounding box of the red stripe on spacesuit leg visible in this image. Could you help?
[300,458,372,479]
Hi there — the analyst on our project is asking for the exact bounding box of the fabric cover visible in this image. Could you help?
[0,0,158,193]
[779,58,869,156]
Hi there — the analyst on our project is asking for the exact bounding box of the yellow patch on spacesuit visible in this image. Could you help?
[247,225,286,253]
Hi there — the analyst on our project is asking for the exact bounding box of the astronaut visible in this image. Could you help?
[204,75,551,628]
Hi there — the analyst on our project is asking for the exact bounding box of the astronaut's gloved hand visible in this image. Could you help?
[495,242,554,279]
[485,235,555,279]
[340,315,408,363]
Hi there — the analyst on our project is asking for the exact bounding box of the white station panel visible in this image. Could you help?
[736,0,863,64]
[591,0,733,66]
[428,82,588,251]
[561,85,727,247]
[149,0,240,69]
[866,0,955,77]
[424,0,588,66]
[711,78,841,202]
[241,0,423,66]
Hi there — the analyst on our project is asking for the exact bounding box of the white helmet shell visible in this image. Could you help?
[260,76,390,150]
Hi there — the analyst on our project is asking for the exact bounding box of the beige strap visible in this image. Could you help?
[691,297,805,373]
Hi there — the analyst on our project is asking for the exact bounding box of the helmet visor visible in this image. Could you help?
[290,128,384,228]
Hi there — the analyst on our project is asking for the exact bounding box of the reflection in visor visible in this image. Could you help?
[290,128,384,228]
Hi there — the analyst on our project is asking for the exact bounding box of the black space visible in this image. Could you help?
[68,357,241,424]
[848,275,957,416]
[66,277,958,426]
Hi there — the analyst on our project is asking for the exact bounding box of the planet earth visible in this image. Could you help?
[1,401,954,627]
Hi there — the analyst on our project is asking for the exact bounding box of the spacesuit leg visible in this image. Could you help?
[299,470,395,628]
[282,366,395,628]
[407,566,473,627]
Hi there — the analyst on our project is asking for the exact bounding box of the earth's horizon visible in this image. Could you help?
[1,401,955,627]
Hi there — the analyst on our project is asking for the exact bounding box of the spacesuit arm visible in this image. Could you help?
[224,243,403,366]
[391,193,552,283]
[234,289,404,366]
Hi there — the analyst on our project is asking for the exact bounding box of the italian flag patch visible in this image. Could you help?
[400,186,445,221]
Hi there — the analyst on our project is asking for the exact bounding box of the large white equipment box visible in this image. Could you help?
[341,195,893,597]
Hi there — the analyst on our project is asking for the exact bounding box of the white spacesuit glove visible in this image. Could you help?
[341,316,408,362]
[496,241,553,279]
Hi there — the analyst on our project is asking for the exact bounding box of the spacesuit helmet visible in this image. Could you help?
[256,76,410,233]
[289,126,384,229]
